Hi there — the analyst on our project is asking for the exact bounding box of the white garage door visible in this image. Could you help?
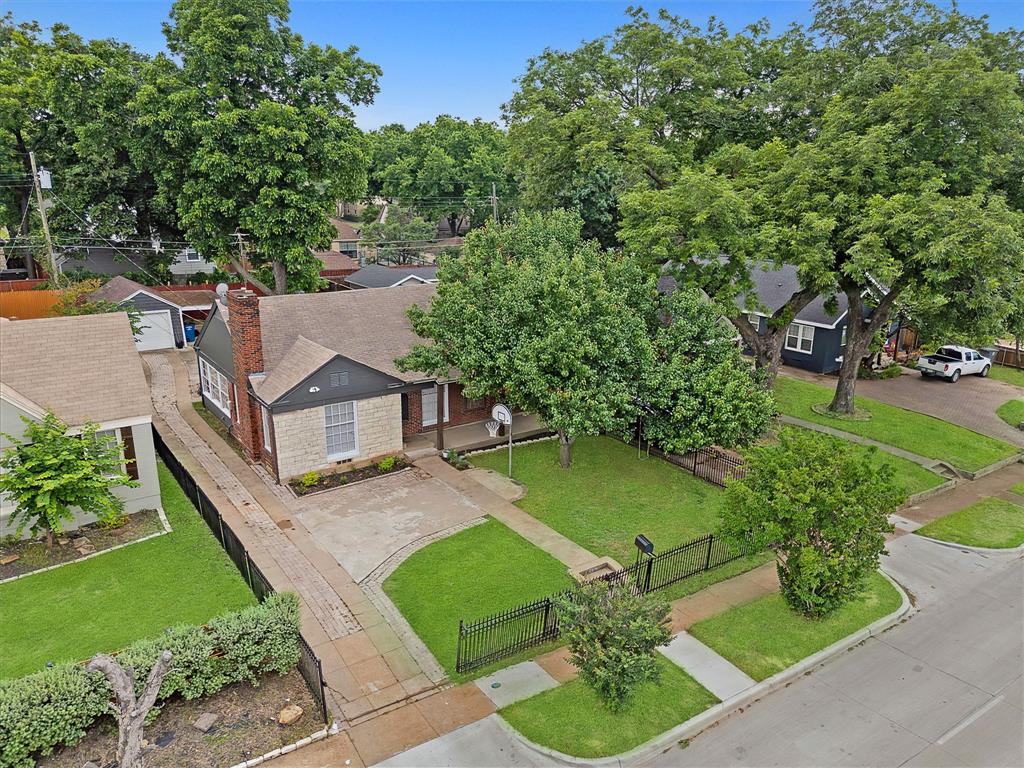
[136,310,176,351]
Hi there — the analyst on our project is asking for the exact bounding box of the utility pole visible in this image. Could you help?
[490,182,499,224]
[28,151,60,283]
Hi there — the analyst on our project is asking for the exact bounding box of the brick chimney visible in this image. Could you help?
[226,289,264,460]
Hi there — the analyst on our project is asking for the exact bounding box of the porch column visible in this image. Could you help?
[435,382,445,451]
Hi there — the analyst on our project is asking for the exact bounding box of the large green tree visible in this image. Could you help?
[504,7,813,247]
[396,209,656,468]
[619,1,1024,404]
[135,0,380,293]
[368,115,514,237]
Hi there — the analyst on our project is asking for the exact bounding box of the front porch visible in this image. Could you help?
[404,412,550,458]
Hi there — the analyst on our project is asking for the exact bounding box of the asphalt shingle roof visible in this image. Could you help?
[345,265,438,289]
[257,284,437,386]
[0,313,151,426]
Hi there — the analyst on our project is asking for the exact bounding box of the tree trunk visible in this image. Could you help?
[729,286,821,388]
[87,651,173,768]
[557,430,574,469]
[828,282,904,415]
[44,528,53,550]
[272,260,288,295]
[447,213,459,238]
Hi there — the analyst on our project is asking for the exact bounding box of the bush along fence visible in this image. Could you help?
[0,594,300,768]
[152,426,327,722]
[456,532,747,674]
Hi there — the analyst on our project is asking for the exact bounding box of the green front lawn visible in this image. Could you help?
[774,376,1018,472]
[996,399,1024,428]
[1011,481,1024,497]
[471,436,729,565]
[990,364,1024,389]
[915,497,1024,549]
[689,571,902,682]
[500,655,718,758]
[382,518,572,679]
[0,461,255,679]
[782,426,945,498]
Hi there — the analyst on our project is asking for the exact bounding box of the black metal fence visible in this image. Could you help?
[152,426,329,722]
[456,531,746,673]
[672,446,747,488]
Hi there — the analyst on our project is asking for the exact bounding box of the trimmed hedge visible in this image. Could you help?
[0,592,300,768]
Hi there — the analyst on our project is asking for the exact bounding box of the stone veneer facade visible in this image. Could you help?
[272,394,404,480]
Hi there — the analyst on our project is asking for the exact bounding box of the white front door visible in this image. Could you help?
[135,310,176,351]
[421,384,449,426]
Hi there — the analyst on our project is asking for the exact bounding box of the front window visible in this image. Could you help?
[785,323,815,354]
[325,401,358,459]
[747,313,759,328]
[199,358,232,416]
[94,427,139,480]
[840,325,847,347]
[261,406,272,453]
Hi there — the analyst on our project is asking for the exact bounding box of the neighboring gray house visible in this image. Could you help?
[89,276,216,351]
[345,265,438,289]
[0,313,160,538]
[659,263,855,374]
[167,248,216,278]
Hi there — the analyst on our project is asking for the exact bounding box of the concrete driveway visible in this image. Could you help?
[785,366,1024,448]
[287,467,485,582]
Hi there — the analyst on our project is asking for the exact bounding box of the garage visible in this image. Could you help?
[136,309,176,351]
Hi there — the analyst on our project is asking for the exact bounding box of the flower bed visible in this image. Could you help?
[288,456,410,496]
[39,668,320,768]
[0,509,165,580]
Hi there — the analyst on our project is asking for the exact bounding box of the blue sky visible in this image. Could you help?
[9,1,1021,129]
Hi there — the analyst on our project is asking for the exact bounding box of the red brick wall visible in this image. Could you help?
[226,289,265,461]
[401,383,494,436]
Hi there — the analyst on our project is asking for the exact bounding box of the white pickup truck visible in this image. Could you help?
[916,346,991,382]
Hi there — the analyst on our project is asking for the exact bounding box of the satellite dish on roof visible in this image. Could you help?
[215,283,229,298]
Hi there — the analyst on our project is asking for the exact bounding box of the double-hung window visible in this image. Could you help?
[325,401,358,459]
[94,427,140,481]
[199,358,232,416]
[785,323,815,354]
[260,405,272,453]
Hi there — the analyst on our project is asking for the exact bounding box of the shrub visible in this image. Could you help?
[298,471,321,490]
[376,456,397,473]
[555,582,671,711]
[0,593,300,768]
[721,430,904,617]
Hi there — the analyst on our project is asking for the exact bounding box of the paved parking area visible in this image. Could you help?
[783,366,1024,448]
[288,468,486,582]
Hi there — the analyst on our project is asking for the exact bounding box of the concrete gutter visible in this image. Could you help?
[496,570,913,768]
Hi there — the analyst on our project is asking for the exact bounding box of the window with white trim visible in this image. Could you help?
[840,325,847,347]
[747,313,760,328]
[199,358,232,415]
[325,401,358,459]
[260,405,272,452]
[785,323,815,354]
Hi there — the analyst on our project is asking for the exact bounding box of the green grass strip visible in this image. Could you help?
[689,571,902,682]
[996,399,1024,429]
[774,377,1018,472]
[915,497,1024,549]
[500,655,718,758]
[990,364,1024,389]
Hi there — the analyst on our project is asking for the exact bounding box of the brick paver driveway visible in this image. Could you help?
[783,367,1024,448]
[285,468,486,582]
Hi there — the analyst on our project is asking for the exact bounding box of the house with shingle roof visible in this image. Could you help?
[89,275,218,351]
[193,286,496,482]
[0,313,161,537]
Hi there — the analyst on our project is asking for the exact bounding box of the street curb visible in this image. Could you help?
[911,532,1024,555]
[496,570,913,767]
[958,452,1024,481]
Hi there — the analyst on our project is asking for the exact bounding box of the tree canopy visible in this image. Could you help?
[396,209,656,467]
[135,0,381,294]
[367,115,515,238]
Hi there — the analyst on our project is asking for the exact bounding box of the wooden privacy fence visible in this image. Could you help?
[0,289,60,319]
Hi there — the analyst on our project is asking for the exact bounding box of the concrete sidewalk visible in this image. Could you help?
[895,460,1024,527]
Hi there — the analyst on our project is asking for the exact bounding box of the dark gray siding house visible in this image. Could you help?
[345,264,438,289]
[660,264,855,374]
[193,300,236,427]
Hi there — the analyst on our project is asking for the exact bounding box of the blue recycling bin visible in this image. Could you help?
[184,323,197,343]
